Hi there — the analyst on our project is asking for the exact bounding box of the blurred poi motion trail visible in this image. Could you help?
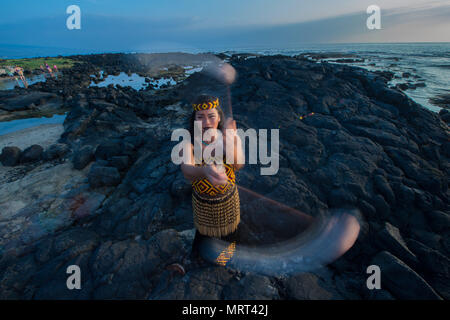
[200,186,361,275]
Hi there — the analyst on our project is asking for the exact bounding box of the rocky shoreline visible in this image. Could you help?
[299,52,448,112]
[0,52,449,299]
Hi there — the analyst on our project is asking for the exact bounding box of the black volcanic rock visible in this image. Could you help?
[72,145,95,170]
[431,93,450,110]
[375,222,419,269]
[425,210,450,233]
[19,144,43,164]
[371,251,442,300]
[88,165,121,187]
[43,143,70,161]
[396,83,409,91]
[0,146,22,166]
[373,175,396,205]
[109,156,130,171]
[406,238,450,299]
[0,91,59,112]
[94,141,123,160]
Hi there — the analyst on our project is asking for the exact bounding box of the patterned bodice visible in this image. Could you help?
[191,159,236,196]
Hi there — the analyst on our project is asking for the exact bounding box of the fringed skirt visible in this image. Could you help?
[192,184,240,238]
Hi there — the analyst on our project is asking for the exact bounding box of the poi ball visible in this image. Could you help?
[206,62,237,85]
[219,63,236,85]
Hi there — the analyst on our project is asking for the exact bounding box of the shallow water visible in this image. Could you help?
[0,112,67,136]
[89,71,177,90]
[184,65,204,75]
[0,73,59,90]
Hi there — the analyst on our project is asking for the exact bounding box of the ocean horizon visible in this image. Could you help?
[1,41,450,59]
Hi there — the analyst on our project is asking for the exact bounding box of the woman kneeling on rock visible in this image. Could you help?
[180,94,244,266]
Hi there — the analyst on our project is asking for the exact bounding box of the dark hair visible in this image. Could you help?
[188,94,224,145]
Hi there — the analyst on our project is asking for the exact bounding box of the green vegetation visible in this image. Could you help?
[0,57,78,71]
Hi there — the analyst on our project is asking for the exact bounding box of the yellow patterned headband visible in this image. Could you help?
[192,98,219,111]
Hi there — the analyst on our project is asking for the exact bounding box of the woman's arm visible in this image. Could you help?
[232,133,244,171]
[223,119,244,171]
[180,142,203,182]
[180,142,228,185]
[181,163,206,182]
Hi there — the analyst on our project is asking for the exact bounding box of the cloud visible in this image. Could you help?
[196,4,450,45]
[0,4,448,54]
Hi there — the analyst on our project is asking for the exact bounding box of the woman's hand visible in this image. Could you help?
[203,164,228,186]
[223,117,237,131]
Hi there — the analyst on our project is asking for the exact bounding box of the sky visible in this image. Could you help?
[0,0,449,54]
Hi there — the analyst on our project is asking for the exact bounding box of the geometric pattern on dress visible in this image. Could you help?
[192,162,236,197]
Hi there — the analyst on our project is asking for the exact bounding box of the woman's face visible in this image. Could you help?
[195,108,221,133]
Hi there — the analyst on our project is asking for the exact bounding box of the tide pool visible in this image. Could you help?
[0,73,59,90]
[89,71,177,90]
[0,112,67,136]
